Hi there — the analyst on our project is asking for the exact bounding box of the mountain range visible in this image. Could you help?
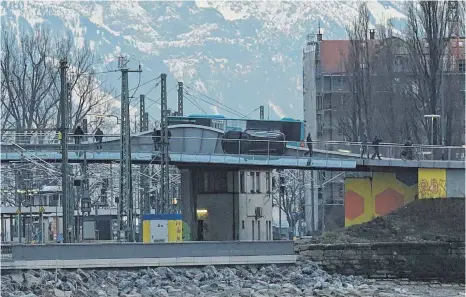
[1,1,406,122]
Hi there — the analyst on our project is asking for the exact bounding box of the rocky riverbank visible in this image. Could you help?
[1,262,463,297]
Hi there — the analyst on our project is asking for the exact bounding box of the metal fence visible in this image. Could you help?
[1,244,13,261]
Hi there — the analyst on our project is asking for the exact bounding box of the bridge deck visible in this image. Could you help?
[1,150,463,170]
[0,151,357,170]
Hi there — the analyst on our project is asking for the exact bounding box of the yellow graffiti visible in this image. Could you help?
[419,178,446,199]
[418,169,447,199]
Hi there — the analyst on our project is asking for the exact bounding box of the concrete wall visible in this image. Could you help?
[447,169,465,198]
[345,169,464,227]
[197,170,272,241]
[297,241,465,282]
[11,241,295,261]
[197,193,234,241]
[418,168,465,199]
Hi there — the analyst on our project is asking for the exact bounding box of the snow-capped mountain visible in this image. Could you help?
[1,1,406,120]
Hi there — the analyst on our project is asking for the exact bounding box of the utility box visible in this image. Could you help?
[83,220,96,240]
[142,214,183,243]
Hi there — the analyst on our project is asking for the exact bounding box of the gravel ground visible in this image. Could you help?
[1,262,464,297]
[373,281,465,297]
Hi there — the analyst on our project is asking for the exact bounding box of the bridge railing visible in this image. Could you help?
[2,134,465,162]
[316,141,465,161]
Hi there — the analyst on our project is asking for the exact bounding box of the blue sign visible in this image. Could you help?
[56,233,63,243]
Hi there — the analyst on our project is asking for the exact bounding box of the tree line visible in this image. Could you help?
[337,1,465,146]
[1,26,115,136]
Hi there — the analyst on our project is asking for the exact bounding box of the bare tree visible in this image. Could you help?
[272,170,305,237]
[370,22,423,143]
[341,2,374,141]
[1,27,58,132]
[405,1,453,145]
[1,26,113,136]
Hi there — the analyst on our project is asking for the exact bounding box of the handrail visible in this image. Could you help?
[2,134,465,150]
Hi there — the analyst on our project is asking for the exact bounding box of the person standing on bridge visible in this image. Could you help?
[304,132,313,157]
[152,128,161,151]
[361,132,369,159]
[371,136,382,160]
[402,137,413,160]
[74,126,84,145]
[95,128,103,150]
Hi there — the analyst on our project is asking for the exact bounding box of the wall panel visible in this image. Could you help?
[418,169,447,199]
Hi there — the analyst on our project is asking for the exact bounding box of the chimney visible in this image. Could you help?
[317,31,322,41]
[369,29,375,40]
[316,21,323,41]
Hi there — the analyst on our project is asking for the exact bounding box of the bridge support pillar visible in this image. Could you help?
[180,168,197,241]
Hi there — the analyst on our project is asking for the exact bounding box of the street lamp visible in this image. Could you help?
[424,114,441,145]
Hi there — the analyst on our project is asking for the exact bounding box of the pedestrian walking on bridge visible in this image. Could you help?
[74,126,84,144]
[304,133,313,157]
[371,136,382,160]
[361,132,369,159]
[95,128,103,150]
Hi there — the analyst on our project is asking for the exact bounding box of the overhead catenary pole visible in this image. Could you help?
[59,59,72,243]
[278,170,285,239]
[14,169,21,243]
[118,56,141,242]
[79,118,90,243]
[260,106,264,120]
[160,73,170,213]
[140,95,150,227]
[177,82,183,116]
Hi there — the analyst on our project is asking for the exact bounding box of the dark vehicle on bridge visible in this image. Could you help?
[168,114,304,145]
[221,130,286,155]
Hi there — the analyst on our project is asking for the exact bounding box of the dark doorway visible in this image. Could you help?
[197,220,204,241]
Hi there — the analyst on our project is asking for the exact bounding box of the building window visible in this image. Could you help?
[240,172,245,193]
[201,171,228,193]
[252,220,255,241]
[266,172,271,193]
[250,172,255,193]
[316,114,322,126]
[265,221,269,240]
[242,220,245,229]
[323,95,331,110]
[257,220,261,241]
[256,172,261,193]
[317,96,323,111]
[459,59,465,73]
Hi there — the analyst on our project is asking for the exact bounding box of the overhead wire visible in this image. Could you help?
[96,75,161,108]
[184,89,246,118]
[184,85,247,117]
[184,92,207,114]
[143,83,178,114]
[130,68,142,99]
[245,106,261,118]
[184,85,248,119]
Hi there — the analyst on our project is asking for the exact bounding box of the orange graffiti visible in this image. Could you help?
[419,178,446,198]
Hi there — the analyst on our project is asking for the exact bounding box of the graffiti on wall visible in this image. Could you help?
[419,178,446,199]
[418,169,447,199]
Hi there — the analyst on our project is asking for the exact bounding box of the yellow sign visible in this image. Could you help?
[39,206,45,213]
[168,220,183,242]
[16,209,20,214]
[142,220,151,243]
